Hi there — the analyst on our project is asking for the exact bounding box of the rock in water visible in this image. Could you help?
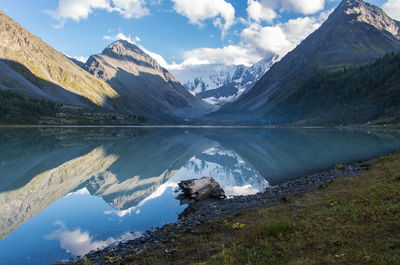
[178,177,225,201]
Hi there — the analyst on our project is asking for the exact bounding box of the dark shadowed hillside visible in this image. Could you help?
[263,52,400,125]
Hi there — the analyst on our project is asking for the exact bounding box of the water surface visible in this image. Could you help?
[1,127,400,264]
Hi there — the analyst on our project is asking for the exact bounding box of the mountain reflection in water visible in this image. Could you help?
[1,127,400,265]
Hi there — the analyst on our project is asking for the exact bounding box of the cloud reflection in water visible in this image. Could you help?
[44,221,140,256]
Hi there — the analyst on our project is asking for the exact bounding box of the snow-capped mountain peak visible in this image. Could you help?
[169,55,279,107]
[170,64,238,95]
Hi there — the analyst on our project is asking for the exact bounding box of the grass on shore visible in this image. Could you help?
[85,153,400,265]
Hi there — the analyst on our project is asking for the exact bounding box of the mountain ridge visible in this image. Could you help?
[85,40,215,122]
[0,10,119,109]
[0,11,213,124]
[211,0,400,124]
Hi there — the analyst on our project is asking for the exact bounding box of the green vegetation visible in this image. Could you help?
[269,52,400,126]
[7,60,49,88]
[335,164,347,170]
[93,152,400,264]
[82,257,93,265]
[0,89,147,125]
[0,89,58,123]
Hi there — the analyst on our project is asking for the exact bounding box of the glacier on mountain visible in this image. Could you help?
[169,55,279,107]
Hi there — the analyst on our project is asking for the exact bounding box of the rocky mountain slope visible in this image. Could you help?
[170,56,278,106]
[0,11,213,124]
[212,0,400,124]
[0,10,118,109]
[84,40,215,121]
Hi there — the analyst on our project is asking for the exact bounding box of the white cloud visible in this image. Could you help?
[172,19,301,68]
[45,0,149,28]
[253,0,326,16]
[169,45,263,68]
[72,56,89,63]
[285,0,325,15]
[98,1,333,69]
[139,46,169,68]
[44,0,111,28]
[241,23,291,56]
[168,8,332,68]
[111,0,149,19]
[168,1,331,68]
[171,0,235,38]
[241,10,331,57]
[383,0,400,20]
[103,32,137,44]
[247,0,277,23]
[282,16,322,43]
[65,54,89,63]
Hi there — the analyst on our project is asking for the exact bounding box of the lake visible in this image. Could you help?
[1,127,400,265]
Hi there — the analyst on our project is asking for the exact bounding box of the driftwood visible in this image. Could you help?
[178,177,225,202]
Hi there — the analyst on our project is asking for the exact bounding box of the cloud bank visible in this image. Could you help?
[171,0,235,38]
[383,0,400,20]
[45,0,149,28]
[169,5,332,68]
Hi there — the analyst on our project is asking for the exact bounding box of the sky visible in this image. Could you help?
[0,0,397,68]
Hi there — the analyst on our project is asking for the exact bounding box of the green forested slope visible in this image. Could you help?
[0,90,58,123]
[268,52,400,125]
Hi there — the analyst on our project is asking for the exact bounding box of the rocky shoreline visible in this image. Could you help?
[78,160,371,264]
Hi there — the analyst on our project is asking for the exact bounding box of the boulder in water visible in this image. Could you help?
[178,177,225,201]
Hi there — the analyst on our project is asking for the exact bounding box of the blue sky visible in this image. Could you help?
[0,0,396,68]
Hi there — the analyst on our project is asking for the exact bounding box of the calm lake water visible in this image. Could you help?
[1,127,400,264]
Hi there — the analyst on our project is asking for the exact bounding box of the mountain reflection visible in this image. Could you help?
[1,127,400,241]
[77,131,212,210]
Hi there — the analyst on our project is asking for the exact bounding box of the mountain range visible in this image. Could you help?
[212,0,400,125]
[0,11,214,124]
[170,55,278,106]
[1,0,400,126]
[84,40,214,121]
[0,11,118,109]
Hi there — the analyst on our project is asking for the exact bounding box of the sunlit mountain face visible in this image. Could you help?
[1,127,400,264]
